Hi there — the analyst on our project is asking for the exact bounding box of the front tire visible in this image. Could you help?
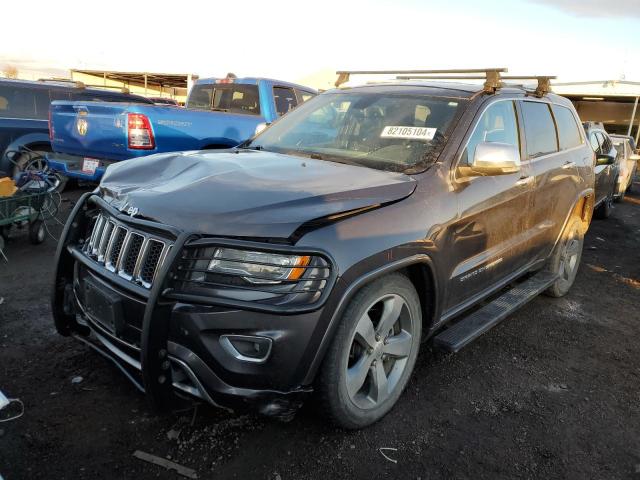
[545,216,584,298]
[317,273,422,429]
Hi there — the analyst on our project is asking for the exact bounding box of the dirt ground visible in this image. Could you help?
[1,184,640,480]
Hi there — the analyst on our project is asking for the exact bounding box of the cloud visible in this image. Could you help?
[529,0,640,18]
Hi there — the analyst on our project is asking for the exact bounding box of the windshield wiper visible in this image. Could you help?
[211,107,229,112]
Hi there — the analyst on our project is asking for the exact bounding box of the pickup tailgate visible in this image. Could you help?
[50,101,135,161]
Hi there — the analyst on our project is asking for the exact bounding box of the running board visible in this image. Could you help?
[434,271,559,353]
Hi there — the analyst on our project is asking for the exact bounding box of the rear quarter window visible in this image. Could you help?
[552,105,583,150]
[521,101,558,159]
[0,85,45,119]
[273,86,298,116]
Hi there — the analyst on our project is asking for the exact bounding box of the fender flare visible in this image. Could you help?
[550,187,594,255]
[301,253,439,385]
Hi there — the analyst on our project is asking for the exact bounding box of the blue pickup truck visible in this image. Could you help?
[47,76,316,182]
[0,78,152,180]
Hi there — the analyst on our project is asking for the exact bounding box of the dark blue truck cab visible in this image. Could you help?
[47,77,316,181]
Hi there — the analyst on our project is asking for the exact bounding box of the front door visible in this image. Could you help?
[446,100,535,312]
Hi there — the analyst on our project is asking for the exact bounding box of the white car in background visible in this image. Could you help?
[610,135,639,200]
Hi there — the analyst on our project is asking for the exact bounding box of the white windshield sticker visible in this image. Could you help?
[380,126,437,141]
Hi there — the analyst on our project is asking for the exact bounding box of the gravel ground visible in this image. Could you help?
[1,184,639,480]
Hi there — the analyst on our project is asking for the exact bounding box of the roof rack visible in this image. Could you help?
[335,69,556,97]
[335,68,507,92]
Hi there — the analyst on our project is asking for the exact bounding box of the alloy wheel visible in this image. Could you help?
[559,226,581,282]
[345,293,415,410]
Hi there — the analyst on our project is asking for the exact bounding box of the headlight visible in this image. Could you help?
[208,248,310,284]
[173,245,332,308]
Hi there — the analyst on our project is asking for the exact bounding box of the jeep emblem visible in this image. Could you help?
[126,206,139,216]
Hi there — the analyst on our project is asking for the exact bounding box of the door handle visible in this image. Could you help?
[562,161,576,169]
[515,176,533,186]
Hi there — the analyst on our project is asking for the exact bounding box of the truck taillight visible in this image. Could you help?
[127,113,155,150]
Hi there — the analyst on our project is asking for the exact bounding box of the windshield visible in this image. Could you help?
[186,83,260,115]
[247,91,465,172]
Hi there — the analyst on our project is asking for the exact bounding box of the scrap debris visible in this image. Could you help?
[133,450,198,479]
[379,447,398,464]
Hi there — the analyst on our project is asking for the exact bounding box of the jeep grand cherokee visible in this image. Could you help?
[53,69,595,429]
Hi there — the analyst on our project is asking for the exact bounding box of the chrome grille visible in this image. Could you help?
[84,213,171,288]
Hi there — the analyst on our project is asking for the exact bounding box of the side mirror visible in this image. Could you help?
[596,154,615,166]
[459,142,521,177]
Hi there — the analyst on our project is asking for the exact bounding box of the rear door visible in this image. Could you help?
[447,99,535,310]
[524,101,585,261]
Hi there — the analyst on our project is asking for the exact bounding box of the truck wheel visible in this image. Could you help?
[545,216,584,298]
[13,149,68,192]
[317,273,421,429]
[29,220,46,245]
[593,193,613,219]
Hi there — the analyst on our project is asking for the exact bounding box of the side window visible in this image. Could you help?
[186,85,213,110]
[49,90,71,102]
[599,132,612,153]
[589,133,601,154]
[462,101,519,165]
[0,86,37,119]
[34,89,51,119]
[521,101,558,159]
[296,90,315,103]
[0,86,9,115]
[552,105,582,150]
[273,87,298,116]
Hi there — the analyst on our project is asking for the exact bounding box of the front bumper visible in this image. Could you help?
[52,193,334,416]
[46,152,115,182]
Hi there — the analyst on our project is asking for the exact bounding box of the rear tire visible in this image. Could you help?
[13,149,68,193]
[545,216,584,298]
[593,192,613,219]
[317,273,422,429]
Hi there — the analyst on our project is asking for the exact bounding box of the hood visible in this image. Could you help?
[99,150,417,239]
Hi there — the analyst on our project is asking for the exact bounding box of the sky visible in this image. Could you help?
[1,0,640,87]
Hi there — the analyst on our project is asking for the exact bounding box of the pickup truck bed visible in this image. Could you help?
[47,77,316,181]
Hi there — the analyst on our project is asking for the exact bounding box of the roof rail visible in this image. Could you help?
[37,78,132,94]
[395,73,557,97]
[335,68,508,92]
[37,78,86,89]
[83,84,131,94]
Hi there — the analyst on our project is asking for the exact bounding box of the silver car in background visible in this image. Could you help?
[610,135,639,200]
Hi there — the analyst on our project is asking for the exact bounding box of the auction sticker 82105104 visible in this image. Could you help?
[380,126,437,141]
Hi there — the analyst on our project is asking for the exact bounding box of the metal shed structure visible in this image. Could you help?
[69,69,199,103]
[553,80,640,143]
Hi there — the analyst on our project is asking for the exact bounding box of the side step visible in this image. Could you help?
[433,271,558,353]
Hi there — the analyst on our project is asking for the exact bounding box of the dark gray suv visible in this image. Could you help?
[53,69,596,429]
